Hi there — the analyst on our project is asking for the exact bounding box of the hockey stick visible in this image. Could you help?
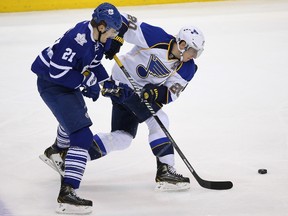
[113,55,233,190]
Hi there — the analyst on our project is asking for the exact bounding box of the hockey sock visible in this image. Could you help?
[63,127,93,188]
[56,125,70,149]
[158,154,175,167]
[88,131,133,161]
[63,146,88,189]
[149,137,174,158]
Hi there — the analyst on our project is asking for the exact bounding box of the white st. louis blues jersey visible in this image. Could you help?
[112,13,197,104]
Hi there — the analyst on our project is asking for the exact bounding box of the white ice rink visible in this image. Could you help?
[1,0,288,215]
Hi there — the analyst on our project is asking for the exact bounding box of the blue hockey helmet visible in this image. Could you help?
[92,3,122,31]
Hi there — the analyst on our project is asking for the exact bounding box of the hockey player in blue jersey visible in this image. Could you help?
[89,13,205,191]
[31,3,122,214]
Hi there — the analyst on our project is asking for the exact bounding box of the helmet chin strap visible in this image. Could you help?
[177,42,185,62]
[97,26,112,42]
[96,24,108,42]
[98,31,102,41]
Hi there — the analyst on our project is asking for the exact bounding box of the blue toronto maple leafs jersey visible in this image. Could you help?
[112,13,197,103]
[31,21,111,89]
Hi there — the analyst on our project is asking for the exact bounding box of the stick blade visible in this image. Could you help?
[200,180,233,190]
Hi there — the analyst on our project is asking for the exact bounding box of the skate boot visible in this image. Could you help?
[39,140,68,176]
[56,183,92,214]
[44,141,68,160]
[155,159,190,191]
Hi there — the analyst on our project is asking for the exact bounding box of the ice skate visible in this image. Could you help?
[39,141,67,176]
[56,184,92,215]
[155,159,190,191]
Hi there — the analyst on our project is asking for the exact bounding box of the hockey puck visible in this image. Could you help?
[258,169,267,174]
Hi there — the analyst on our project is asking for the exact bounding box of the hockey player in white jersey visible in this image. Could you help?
[90,13,205,191]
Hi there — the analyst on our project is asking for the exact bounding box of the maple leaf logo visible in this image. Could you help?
[74,33,87,46]
[108,9,114,15]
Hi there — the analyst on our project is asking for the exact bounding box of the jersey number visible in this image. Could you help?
[127,14,137,30]
[62,48,76,62]
[169,83,184,97]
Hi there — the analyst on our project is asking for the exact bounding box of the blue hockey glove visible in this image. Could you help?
[82,70,97,87]
[101,80,133,103]
[82,84,100,101]
[141,84,168,104]
[81,70,100,101]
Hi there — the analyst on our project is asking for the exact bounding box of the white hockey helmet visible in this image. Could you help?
[176,26,205,59]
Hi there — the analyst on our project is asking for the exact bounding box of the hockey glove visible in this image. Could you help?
[82,84,100,101]
[81,70,100,101]
[82,70,97,87]
[105,36,124,60]
[141,84,168,104]
[105,23,128,60]
[102,80,133,103]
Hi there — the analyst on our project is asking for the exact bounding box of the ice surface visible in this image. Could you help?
[0,0,288,215]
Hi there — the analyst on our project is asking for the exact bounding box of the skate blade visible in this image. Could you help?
[155,182,190,192]
[39,154,64,176]
[50,154,65,176]
[56,203,92,215]
[39,154,58,172]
